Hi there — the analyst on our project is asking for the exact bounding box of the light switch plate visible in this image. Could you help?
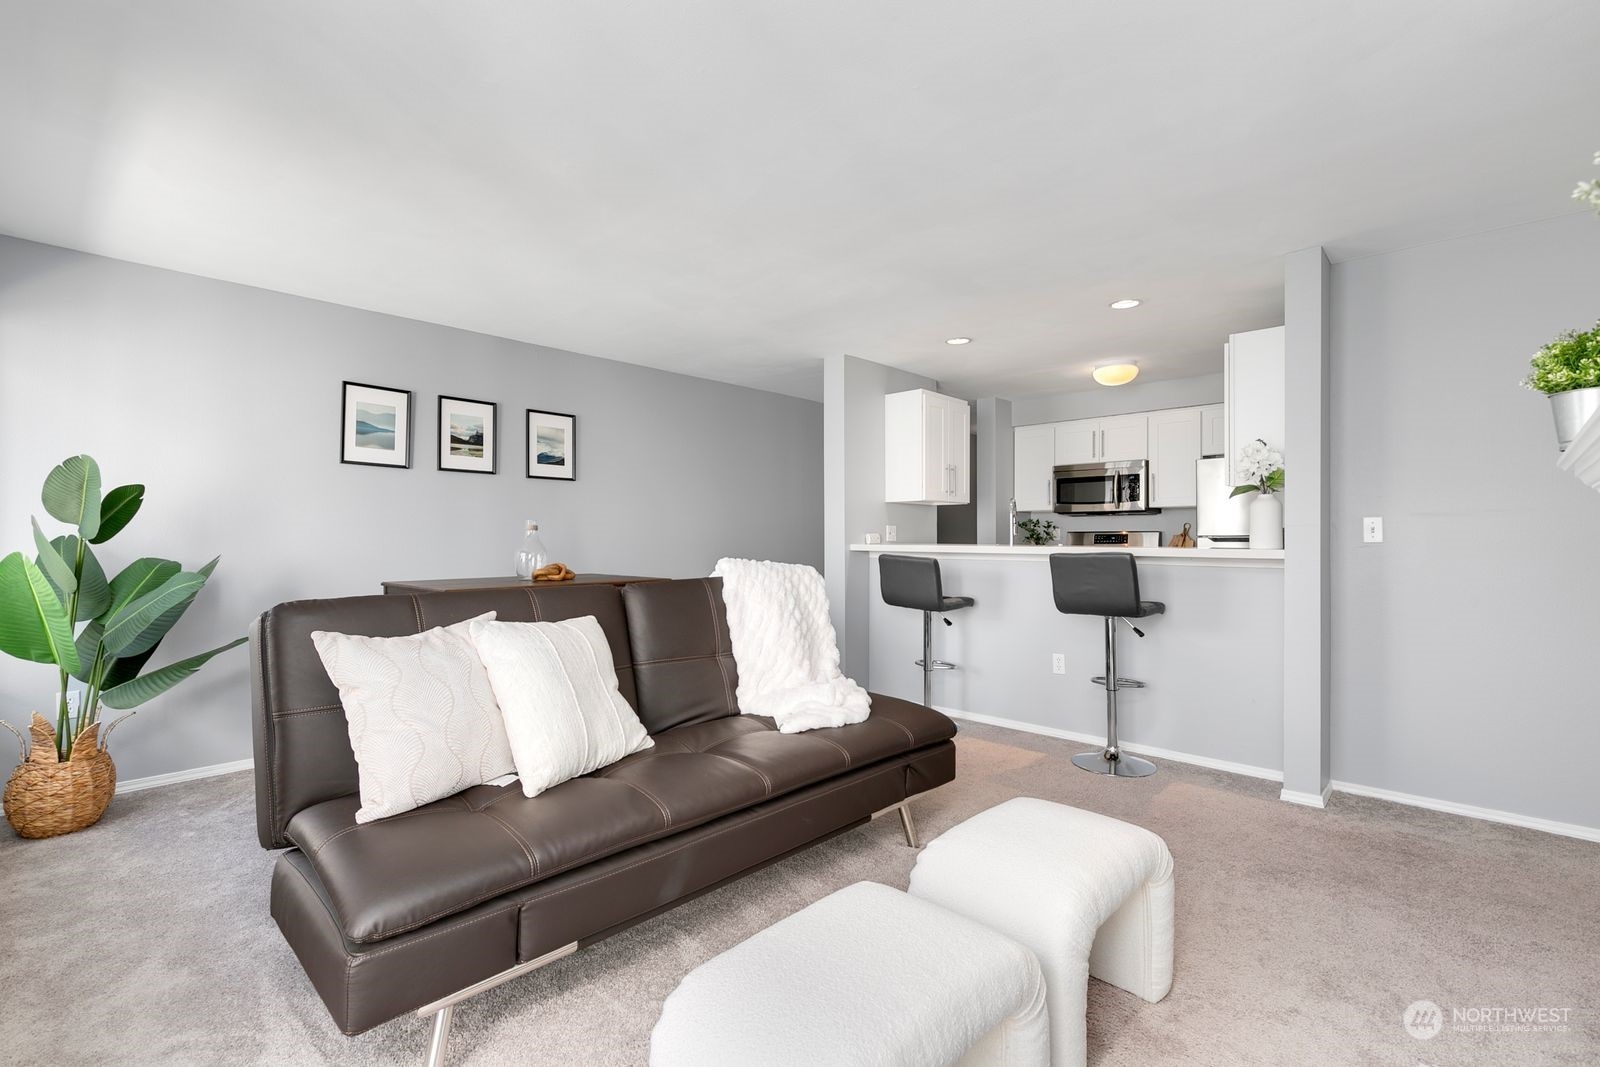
[863,532,881,545]
[1363,516,1384,543]
[884,525,898,543]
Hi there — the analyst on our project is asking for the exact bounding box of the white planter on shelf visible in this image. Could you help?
[1248,492,1283,550]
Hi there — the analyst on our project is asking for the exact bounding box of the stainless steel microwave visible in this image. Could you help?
[1052,460,1154,514]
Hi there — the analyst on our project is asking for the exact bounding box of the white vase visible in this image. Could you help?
[1248,492,1283,550]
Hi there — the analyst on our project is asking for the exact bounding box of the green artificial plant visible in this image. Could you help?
[1016,518,1058,547]
[0,455,243,760]
[1522,321,1600,395]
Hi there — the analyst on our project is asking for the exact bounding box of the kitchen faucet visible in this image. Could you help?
[1008,497,1018,546]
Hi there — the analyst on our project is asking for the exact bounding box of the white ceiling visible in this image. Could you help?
[3,2,1597,402]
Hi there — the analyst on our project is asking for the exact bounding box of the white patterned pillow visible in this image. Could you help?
[311,612,516,823]
[468,615,654,798]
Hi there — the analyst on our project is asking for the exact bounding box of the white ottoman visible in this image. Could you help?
[650,881,1049,1067]
[908,797,1174,1067]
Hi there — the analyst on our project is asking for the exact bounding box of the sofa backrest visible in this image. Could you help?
[621,577,741,734]
[249,583,641,849]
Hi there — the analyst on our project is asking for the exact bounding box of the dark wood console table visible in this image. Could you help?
[381,574,662,594]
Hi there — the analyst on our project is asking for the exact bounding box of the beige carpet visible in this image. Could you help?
[1,721,1595,1066]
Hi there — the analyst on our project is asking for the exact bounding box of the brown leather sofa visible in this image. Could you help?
[250,577,957,1050]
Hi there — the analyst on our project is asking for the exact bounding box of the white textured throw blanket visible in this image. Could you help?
[711,558,871,733]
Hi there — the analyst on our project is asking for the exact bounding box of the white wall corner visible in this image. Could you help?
[1280,783,1333,809]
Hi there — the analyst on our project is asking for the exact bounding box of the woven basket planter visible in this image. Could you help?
[3,714,117,839]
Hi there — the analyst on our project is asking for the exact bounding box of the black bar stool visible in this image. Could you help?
[1049,553,1165,777]
[879,554,974,708]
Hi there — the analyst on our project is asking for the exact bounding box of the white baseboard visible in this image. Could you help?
[117,758,253,795]
[939,707,1600,842]
[1279,784,1332,809]
[936,706,1284,784]
[1329,779,1600,844]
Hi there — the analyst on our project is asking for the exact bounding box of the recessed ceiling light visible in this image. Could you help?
[1092,363,1140,387]
[945,337,972,345]
[1109,299,1141,310]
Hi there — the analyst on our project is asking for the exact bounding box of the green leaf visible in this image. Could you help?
[1229,484,1259,498]
[48,536,109,621]
[0,552,81,673]
[71,620,104,683]
[1266,469,1285,492]
[103,558,182,622]
[99,637,246,709]
[101,570,209,657]
[41,455,102,540]
[89,484,144,544]
[32,517,77,599]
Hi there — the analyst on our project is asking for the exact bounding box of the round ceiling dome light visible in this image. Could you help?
[1092,362,1140,387]
[1109,299,1141,310]
[945,337,972,345]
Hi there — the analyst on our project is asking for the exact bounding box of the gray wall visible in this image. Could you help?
[822,354,938,679]
[0,237,822,783]
[1010,373,1224,426]
[1330,212,1600,829]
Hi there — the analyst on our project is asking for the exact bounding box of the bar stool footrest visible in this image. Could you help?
[916,659,958,671]
[1090,676,1147,689]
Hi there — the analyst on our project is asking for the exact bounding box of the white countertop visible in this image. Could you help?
[848,542,1284,566]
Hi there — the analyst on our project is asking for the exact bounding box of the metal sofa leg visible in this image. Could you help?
[898,803,922,849]
[414,941,579,1066]
[424,1005,453,1067]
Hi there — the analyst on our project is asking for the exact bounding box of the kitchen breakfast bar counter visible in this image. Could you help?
[850,543,1286,778]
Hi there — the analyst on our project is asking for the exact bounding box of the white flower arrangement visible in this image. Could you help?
[1231,438,1285,497]
[1573,151,1600,217]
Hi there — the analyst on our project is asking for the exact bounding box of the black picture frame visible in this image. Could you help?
[526,409,576,480]
[340,381,413,469]
[437,395,498,474]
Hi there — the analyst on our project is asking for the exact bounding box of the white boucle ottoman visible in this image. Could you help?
[908,797,1174,1067]
[649,880,1049,1067]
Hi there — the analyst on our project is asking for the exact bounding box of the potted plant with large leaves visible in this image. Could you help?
[0,455,243,838]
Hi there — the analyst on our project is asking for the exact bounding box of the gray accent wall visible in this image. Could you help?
[1010,373,1224,426]
[1330,212,1600,829]
[0,237,822,784]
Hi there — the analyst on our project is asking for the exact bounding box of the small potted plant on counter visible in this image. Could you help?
[1016,518,1058,546]
[1523,320,1600,451]
[1231,439,1285,550]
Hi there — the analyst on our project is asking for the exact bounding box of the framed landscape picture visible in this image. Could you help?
[526,409,576,480]
[341,381,412,468]
[438,395,497,474]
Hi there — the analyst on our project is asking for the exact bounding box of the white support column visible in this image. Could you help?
[1281,246,1331,806]
[974,398,1014,545]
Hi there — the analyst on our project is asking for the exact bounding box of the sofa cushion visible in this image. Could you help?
[285,693,955,944]
[621,577,740,734]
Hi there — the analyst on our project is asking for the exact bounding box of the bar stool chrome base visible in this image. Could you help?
[1072,749,1158,778]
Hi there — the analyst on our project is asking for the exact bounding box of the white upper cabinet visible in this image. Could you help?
[1148,408,1202,508]
[1099,415,1149,462]
[1053,419,1099,464]
[885,389,971,505]
[1013,424,1055,512]
[1052,415,1147,464]
[1224,326,1285,471]
[1200,403,1226,457]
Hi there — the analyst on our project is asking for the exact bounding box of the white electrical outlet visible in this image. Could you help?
[1051,653,1066,675]
[1363,516,1384,543]
[56,688,83,720]
[863,532,881,545]
[884,525,898,543]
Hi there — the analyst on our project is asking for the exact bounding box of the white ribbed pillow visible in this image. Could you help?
[468,615,653,798]
[311,612,516,823]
